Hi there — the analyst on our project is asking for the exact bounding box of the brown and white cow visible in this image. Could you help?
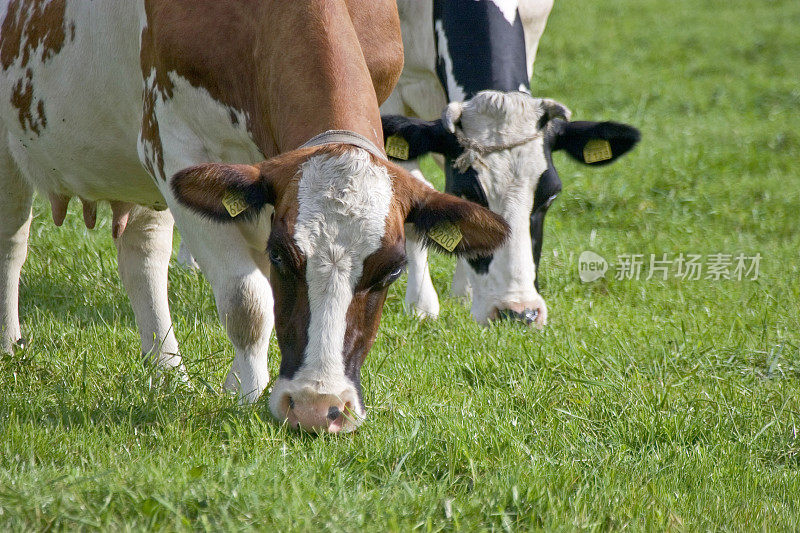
[0,0,508,432]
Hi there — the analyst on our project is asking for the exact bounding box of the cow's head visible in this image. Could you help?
[171,146,508,432]
[382,90,640,326]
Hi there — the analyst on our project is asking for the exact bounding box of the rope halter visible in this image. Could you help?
[452,127,543,172]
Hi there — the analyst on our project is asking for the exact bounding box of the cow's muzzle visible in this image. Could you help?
[269,377,364,434]
[497,308,539,325]
[489,298,548,328]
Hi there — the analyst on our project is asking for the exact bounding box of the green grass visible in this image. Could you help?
[2,0,799,529]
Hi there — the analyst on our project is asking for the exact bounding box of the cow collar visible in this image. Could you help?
[299,130,387,161]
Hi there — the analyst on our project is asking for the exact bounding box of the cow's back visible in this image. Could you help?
[0,0,162,206]
[383,0,554,120]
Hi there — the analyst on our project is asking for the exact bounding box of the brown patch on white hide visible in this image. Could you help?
[2,0,68,136]
[223,279,269,349]
[0,0,67,69]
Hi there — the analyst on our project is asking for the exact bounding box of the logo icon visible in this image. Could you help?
[579,251,608,282]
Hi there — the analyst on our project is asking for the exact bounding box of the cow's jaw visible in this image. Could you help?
[269,149,393,432]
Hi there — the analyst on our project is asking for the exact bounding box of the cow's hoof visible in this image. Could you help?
[151,369,193,392]
[2,337,26,353]
[406,301,439,320]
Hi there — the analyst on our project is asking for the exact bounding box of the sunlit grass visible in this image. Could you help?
[1,0,799,529]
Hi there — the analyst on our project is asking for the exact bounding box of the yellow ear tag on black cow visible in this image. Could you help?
[385,135,410,160]
[427,221,462,252]
[222,190,249,218]
[583,139,613,164]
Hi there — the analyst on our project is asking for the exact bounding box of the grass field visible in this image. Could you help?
[2,0,799,530]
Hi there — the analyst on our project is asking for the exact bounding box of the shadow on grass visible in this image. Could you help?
[0,385,281,442]
[18,275,137,331]
[0,349,308,445]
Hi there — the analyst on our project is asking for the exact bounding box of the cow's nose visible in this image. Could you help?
[281,391,358,434]
[270,378,365,433]
[287,398,350,433]
[497,307,539,326]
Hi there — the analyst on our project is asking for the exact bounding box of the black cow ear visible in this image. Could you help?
[381,115,462,161]
[549,120,641,166]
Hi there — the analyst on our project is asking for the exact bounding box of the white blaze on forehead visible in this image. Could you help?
[292,149,393,388]
[458,91,543,144]
[486,0,520,25]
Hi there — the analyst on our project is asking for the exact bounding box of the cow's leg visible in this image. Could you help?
[401,164,440,319]
[381,91,440,319]
[168,206,273,402]
[0,151,32,353]
[140,93,272,400]
[451,258,473,299]
[405,223,439,319]
[114,205,187,379]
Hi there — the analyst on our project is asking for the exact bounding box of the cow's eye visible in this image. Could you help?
[268,248,283,267]
[388,265,404,282]
[380,265,405,288]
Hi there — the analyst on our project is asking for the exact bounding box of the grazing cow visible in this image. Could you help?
[380,0,640,326]
[0,0,509,432]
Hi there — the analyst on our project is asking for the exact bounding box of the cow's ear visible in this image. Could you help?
[549,120,641,166]
[404,186,509,257]
[381,115,462,160]
[171,163,275,222]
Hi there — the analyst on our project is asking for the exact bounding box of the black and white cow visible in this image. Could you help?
[381,0,640,326]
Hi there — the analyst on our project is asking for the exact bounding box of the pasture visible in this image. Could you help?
[1,0,798,529]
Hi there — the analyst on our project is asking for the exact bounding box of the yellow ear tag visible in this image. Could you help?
[222,190,249,218]
[385,135,410,160]
[427,221,462,252]
[583,139,613,164]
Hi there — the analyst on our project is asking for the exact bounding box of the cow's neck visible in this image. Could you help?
[433,0,529,100]
[260,2,383,154]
